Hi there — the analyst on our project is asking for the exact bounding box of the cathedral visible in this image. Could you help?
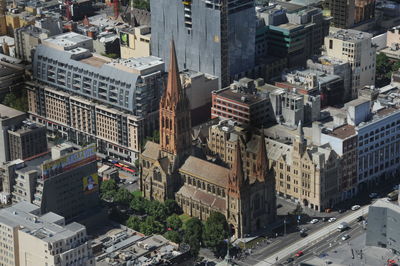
[140,41,276,238]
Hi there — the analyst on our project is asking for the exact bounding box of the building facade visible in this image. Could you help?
[0,201,94,266]
[140,42,276,238]
[120,26,151,59]
[324,29,376,100]
[151,0,256,87]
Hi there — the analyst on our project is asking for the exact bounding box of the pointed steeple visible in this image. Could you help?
[165,40,182,107]
[228,140,245,198]
[294,120,306,155]
[255,133,268,182]
[297,120,304,142]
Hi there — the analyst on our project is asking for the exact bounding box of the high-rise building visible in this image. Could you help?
[324,29,376,100]
[325,0,375,29]
[151,0,256,87]
[0,201,94,266]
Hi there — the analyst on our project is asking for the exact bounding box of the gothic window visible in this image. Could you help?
[207,184,211,192]
[197,180,201,188]
[153,168,162,182]
[253,194,261,210]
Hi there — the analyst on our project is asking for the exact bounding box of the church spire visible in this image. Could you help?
[159,40,191,156]
[255,133,268,182]
[228,140,245,198]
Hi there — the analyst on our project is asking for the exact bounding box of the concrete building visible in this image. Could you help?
[307,56,352,102]
[0,104,26,164]
[120,25,151,59]
[7,121,47,161]
[151,0,256,87]
[41,31,94,52]
[324,29,376,100]
[0,60,25,100]
[14,25,51,62]
[211,78,273,127]
[325,0,375,28]
[366,199,400,254]
[0,201,94,266]
[93,33,120,58]
[265,123,341,211]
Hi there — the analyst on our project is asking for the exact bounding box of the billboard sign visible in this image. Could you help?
[41,144,96,179]
[83,173,99,194]
[120,32,129,46]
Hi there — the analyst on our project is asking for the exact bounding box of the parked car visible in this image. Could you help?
[300,231,308,237]
[341,234,350,241]
[351,205,361,211]
[369,192,378,198]
[328,217,337,223]
[295,251,304,257]
[357,216,364,222]
[338,209,346,213]
[285,257,294,264]
[322,217,329,222]
[310,219,319,224]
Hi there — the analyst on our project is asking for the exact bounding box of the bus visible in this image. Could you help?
[387,190,399,201]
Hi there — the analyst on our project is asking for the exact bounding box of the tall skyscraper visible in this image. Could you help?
[151,0,256,87]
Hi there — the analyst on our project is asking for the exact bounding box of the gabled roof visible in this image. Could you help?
[141,141,160,160]
[179,156,229,188]
[176,185,226,212]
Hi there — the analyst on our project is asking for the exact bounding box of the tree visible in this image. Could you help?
[126,216,141,231]
[376,53,393,86]
[2,91,28,112]
[292,203,303,215]
[130,195,147,214]
[100,179,118,201]
[114,188,133,205]
[145,200,167,221]
[139,216,165,235]
[203,212,229,258]
[164,199,182,216]
[166,214,182,231]
[132,0,150,11]
[164,230,181,243]
[183,218,203,258]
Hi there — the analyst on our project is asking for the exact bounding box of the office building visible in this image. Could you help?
[211,78,273,127]
[0,104,27,164]
[325,0,375,28]
[0,201,94,266]
[1,143,100,222]
[324,29,376,100]
[366,199,400,254]
[151,0,256,87]
[141,42,276,238]
[0,61,25,100]
[7,121,47,161]
[5,12,36,37]
[14,25,51,62]
[120,26,151,59]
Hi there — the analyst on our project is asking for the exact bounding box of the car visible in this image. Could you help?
[322,217,329,222]
[295,251,304,257]
[356,216,364,222]
[328,217,337,223]
[341,234,350,241]
[351,205,361,211]
[129,181,134,184]
[310,219,319,224]
[369,192,378,198]
[285,257,294,264]
[338,209,346,213]
[393,185,399,190]
[277,204,283,208]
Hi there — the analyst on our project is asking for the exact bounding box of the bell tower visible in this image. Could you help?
[159,40,192,159]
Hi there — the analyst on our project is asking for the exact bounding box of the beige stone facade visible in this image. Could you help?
[120,26,151,59]
[267,126,341,211]
[26,82,146,162]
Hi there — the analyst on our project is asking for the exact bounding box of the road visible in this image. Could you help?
[252,205,369,266]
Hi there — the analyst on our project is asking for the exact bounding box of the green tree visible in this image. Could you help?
[130,195,147,214]
[100,179,118,201]
[164,199,182,216]
[376,53,393,86]
[183,218,203,258]
[145,200,167,221]
[139,216,165,235]
[114,188,133,205]
[164,230,181,243]
[166,214,182,231]
[203,212,229,258]
[292,202,303,215]
[132,0,150,11]
[126,216,141,231]
[2,91,28,112]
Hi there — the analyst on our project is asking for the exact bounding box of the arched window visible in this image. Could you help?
[153,167,162,182]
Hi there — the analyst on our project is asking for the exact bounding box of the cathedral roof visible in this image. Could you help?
[176,185,226,212]
[141,141,160,160]
[179,156,229,188]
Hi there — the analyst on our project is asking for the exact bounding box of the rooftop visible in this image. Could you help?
[0,104,25,121]
[44,32,92,48]
[327,124,356,139]
[214,88,265,106]
[329,29,372,42]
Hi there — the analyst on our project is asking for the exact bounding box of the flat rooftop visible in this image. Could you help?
[0,104,25,120]
[327,124,356,139]
[329,29,372,42]
[44,32,92,48]
[215,88,265,105]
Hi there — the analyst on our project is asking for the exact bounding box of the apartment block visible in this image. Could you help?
[27,83,144,162]
[324,29,376,100]
[211,78,273,127]
[0,201,94,266]
[0,61,25,101]
[120,26,151,59]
